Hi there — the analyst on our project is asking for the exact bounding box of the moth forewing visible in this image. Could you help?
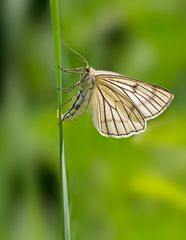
[92,75,145,138]
[95,72,174,118]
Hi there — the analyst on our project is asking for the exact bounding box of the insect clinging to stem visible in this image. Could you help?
[59,44,174,138]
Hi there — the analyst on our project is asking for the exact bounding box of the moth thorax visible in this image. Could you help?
[81,67,96,82]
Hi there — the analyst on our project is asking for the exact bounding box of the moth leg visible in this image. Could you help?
[62,79,93,94]
[62,82,82,94]
[57,66,84,73]
[62,93,79,106]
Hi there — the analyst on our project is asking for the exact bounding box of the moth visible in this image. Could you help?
[60,47,174,138]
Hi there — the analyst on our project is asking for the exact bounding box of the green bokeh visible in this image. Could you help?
[0,0,186,240]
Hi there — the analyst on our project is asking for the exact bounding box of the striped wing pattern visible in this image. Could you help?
[92,74,173,138]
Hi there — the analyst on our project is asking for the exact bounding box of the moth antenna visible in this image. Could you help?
[62,40,89,67]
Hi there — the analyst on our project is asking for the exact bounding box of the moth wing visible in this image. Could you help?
[95,74,174,121]
[91,81,146,138]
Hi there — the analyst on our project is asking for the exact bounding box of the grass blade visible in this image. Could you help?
[50,1,71,240]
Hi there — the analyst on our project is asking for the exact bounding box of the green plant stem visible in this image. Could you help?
[50,1,71,240]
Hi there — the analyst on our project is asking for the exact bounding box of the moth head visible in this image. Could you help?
[85,66,90,73]
[84,66,96,75]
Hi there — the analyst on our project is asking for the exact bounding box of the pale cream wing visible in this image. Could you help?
[91,82,146,138]
[96,74,174,121]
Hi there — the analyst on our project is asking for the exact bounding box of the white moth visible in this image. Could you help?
[60,49,174,138]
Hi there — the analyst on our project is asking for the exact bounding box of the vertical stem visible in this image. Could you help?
[50,1,71,240]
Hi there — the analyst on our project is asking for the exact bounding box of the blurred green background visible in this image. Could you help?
[1,0,186,240]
